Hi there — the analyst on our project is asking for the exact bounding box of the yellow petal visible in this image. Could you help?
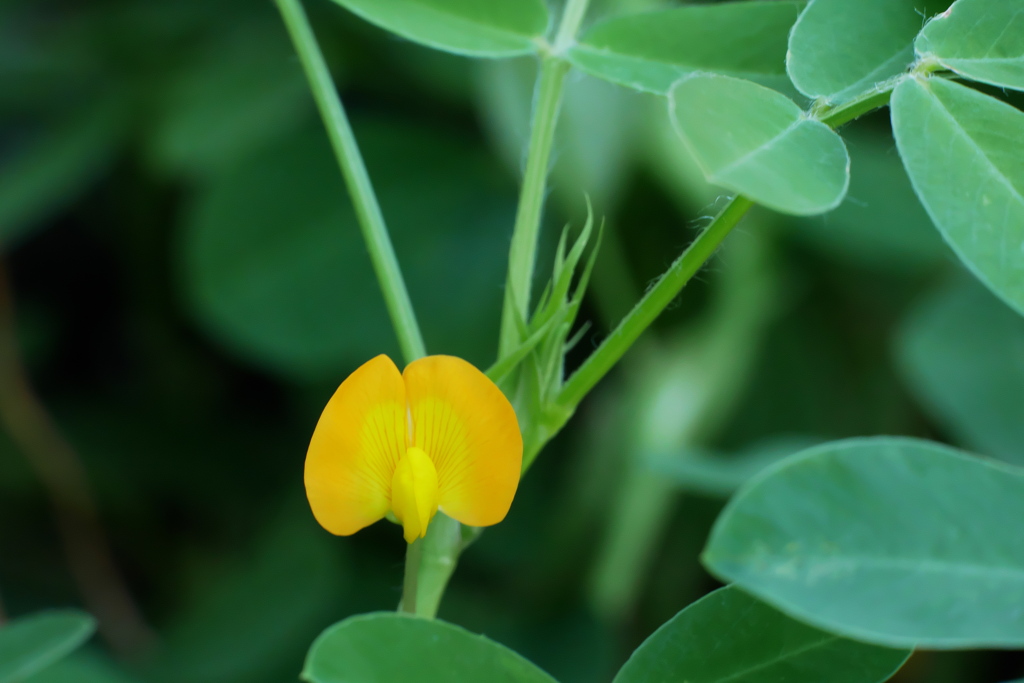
[304,355,406,536]
[403,355,522,527]
[390,446,439,543]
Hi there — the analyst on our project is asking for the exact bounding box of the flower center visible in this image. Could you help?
[390,446,439,543]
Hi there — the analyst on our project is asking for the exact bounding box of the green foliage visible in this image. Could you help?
[790,128,947,271]
[148,19,310,176]
[897,278,1024,465]
[567,2,801,95]
[916,0,1024,92]
[505,210,600,469]
[0,611,95,683]
[7,1,1024,682]
[302,613,557,683]
[892,76,1024,316]
[613,586,909,683]
[475,59,637,208]
[180,122,514,380]
[327,0,549,57]
[670,74,849,215]
[22,654,138,683]
[787,0,949,103]
[704,437,1024,648]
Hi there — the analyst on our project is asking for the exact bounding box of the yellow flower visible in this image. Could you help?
[305,354,523,543]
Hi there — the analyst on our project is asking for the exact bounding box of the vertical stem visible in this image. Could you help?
[554,0,592,51]
[0,265,151,655]
[400,539,423,615]
[498,0,592,357]
[498,56,570,356]
[411,513,463,619]
[275,0,427,364]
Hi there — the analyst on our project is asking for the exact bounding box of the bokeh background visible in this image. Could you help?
[2,0,1023,681]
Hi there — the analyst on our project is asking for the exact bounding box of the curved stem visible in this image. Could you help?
[0,265,152,656]
[275,0,426,364]
[558,195,754,408]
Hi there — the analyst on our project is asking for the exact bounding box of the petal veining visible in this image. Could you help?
[403,355,522,527]
[305,355,406,535]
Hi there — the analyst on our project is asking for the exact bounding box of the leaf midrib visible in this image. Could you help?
[922,80,1024,206]
[712,632,839,683]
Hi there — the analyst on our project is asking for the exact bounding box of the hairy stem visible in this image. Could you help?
[0,266,152,656]
[819,86,894,128]
[498,56,571,356]
[498,0,593,357]
[558,195,754,408]
[275,0,426,364]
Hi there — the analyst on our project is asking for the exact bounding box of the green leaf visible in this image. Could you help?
[302,613,557,683]
[916,0,1024,91]
[328,0,548,58]
[704,437,1024,648]
[180,121,514,379]
[613,585,909,683]
[897,278,1024,466]
[567,2,802,95]
[891,76,1024,316]
[790,128,947,271]
[23,654,139,683]
[0,98,123,248]
[0,610,96,683]
[788,0,950,103]
[670,74,849,216]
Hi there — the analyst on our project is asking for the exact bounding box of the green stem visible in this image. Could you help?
[498,56,571,356]
[818,86,894,128]
[275,0,426,364]
[412,513,463,618]
[554,0,592,51]
[558,195,754,408]
[498,0,592,357]
[400,539,423,615]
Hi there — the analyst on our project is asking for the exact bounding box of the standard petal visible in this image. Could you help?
[403,355,522,527]
[305,354,406,535]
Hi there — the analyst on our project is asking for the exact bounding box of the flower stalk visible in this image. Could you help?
[275,0,426,365]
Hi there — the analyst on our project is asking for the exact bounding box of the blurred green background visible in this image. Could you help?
[1,0,1022,681]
